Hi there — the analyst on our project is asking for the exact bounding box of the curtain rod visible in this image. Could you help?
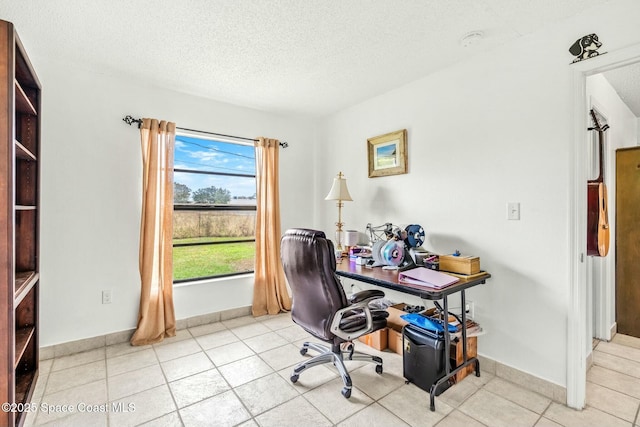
[122,115,289,148]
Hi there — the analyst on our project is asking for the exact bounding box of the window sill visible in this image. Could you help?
[173,272,255,289]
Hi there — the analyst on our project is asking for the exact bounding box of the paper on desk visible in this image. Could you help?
[398,267,459,289]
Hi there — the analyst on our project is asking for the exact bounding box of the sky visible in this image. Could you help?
[174,135,257,202]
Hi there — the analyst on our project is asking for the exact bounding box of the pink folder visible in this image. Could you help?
[398,267,460,289]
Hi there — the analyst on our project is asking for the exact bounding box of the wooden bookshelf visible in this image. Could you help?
[1,19,41,427]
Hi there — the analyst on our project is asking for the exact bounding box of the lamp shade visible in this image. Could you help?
[325,172,353,201]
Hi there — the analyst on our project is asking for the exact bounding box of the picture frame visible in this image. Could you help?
[367,129,408,178]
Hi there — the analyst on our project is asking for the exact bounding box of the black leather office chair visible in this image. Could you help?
[280,228,388,398]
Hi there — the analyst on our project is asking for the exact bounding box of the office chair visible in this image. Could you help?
[280,228,388,398]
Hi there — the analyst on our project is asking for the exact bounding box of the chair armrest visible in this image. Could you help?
[349,289,385,304]
[329,290,386,341]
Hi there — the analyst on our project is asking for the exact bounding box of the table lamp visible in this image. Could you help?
[325,171,353,252]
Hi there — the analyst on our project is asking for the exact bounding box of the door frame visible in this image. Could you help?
[568,43,640,409]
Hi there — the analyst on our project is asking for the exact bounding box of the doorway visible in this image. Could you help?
[568,43,640,410]
[586,62,640,342]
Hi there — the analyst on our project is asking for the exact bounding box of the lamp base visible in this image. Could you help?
[335,230,344,253]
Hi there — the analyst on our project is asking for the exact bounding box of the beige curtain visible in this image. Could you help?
[131,118,177,346]
[252,137,292,316]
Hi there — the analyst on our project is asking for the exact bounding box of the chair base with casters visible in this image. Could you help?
[290,340,383,398]
[280,228,389,398]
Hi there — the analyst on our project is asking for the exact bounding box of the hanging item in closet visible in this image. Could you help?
[587,109,610,257]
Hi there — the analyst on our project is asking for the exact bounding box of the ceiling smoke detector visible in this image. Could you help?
[460,31,484,48]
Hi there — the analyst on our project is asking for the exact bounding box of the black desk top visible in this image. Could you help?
[335,260,490,300]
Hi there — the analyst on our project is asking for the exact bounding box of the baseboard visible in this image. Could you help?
[39,305,252,360]
[610,322,617,339]
[478,354,567,405]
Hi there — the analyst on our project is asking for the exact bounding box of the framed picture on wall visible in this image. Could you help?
[367,129,408,178]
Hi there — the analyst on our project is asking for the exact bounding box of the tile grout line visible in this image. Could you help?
[537,400,555,427]
[191,319,290,425]
[104,348,111,427]
[186,323,258,425]
[35,316,297,426]
[251,321,346,426]
[586,374,640,401]
[585,376,640,423]
[152,329,191,427]
[593,347,640,367]
[230,319,269,426]
[480,380,552,417]
[247,322,314,422]
[234,315,333,425]
[38,315,640,427]
[459,376,494,427]
[33,350,109,427]
[30,367,50,427]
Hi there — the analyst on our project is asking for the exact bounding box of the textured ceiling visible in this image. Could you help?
[602,62,640,117]
[0,0,614,117]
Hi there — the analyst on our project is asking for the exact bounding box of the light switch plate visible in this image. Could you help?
[507,202,520,220]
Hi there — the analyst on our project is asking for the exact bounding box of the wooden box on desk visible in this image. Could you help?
[438,255,480,275]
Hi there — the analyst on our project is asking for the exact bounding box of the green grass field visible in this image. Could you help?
[173,238,255,280]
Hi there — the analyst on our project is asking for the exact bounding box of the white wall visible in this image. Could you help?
[37,59,316,347]
[585,73,638,348]
[317,0,640,387]
[23,0,640,391]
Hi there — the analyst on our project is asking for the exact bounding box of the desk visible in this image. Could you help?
[335,261,491,411]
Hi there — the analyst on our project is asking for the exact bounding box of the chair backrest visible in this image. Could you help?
[281,228,348,341]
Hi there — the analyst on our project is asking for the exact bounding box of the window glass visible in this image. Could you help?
[173,134,256,282]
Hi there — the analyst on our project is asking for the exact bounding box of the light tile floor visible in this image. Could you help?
[23,313,640,427]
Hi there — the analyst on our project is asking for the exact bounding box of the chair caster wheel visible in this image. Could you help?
[375,364,383,374]
[300,348,308,356]
[290,374,299,383]
[341,387,351,398]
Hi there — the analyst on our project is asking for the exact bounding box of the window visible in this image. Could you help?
[173,134,256,282]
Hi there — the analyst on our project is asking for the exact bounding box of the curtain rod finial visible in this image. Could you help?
[123,115,142,128]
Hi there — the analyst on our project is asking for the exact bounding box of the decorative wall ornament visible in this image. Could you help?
[569,33,605,63]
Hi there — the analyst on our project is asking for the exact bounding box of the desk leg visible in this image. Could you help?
[429,295,451,412]
[429,385,436,412]
[461,290,468,368]
[430,290,483,412]
[443,295,451,376]
[460,290,481,378]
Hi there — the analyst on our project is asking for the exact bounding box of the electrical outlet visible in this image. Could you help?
[102,290,112,304]
[466,301,475,319]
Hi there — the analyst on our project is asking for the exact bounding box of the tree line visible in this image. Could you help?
[174,182,255,204]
